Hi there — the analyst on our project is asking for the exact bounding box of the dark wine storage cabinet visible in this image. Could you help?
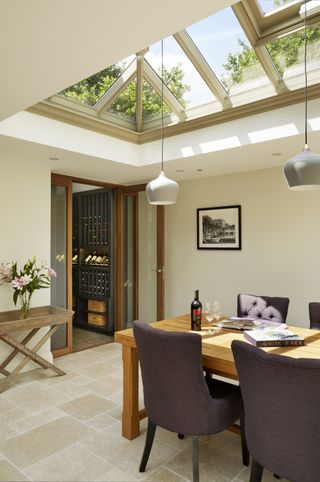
[72,188,114,335]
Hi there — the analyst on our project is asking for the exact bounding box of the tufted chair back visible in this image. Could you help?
[232,339,320,482]
[309,302,320,330]
[237,293,289,324]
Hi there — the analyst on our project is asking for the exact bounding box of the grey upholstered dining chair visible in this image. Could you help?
[237,293,289,323]
[133,320,249,482]
[232,339,320,482]
[309,302,320,329]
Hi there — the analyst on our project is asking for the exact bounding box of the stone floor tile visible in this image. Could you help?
[0,416,92,468]
[142,466,190,482]
[0,397,29,424]
[53,381,90,398]
[0,459,29,481]
[84,375,123,397]
[3,382,69,413]
[66,374,94,386]
[10,408,65,434]
[78,362,117,379]
[165,440,243,482]
[24,443,112,481]
[0,419,18,442]
[59,393,117,420]
[80,426,180,480]
[85,410,120,431]
[95,465,139,481]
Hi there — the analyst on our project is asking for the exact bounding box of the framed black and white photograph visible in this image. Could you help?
[197,205,241,250]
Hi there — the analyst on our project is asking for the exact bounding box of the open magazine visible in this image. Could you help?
[218,317,288,331]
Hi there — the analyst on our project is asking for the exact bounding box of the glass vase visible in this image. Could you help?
[19,292,32,319]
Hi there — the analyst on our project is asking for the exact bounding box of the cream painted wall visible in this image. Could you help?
[165,166,320,327]
[0,157,52,368]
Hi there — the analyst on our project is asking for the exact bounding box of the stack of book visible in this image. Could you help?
[244,328,304,347]
[219,317,304,347]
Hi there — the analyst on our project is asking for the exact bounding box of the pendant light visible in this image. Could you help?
[146,40,179,205]
[283,1,320,189]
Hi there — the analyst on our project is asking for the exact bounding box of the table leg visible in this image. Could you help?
[0,329,38,372]
[0,325,65,393]
[122,344,140,440]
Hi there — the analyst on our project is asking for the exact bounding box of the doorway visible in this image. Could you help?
[51,175,165,355]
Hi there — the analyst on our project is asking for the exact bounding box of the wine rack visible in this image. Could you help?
[72,188,114,335]
[79,190,109,247]
[80,248,109,267]
[79,267,109,298]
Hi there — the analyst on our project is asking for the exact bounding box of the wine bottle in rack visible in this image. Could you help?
[191,289,202,331]
[101,255,108,265]
[91,255,97,264]
[84,254,92,264]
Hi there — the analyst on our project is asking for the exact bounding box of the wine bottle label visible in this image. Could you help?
[191,309,202,331]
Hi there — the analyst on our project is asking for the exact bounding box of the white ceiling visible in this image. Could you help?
[1,0,318,185]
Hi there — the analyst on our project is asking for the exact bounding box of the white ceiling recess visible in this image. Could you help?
[1,100,320,185]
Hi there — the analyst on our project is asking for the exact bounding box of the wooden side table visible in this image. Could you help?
[0,305,73,392]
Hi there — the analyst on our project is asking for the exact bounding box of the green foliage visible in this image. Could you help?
[61,64,123,106]
[61,61,190,120]
[222,24,320,88]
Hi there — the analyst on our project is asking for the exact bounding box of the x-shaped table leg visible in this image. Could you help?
[0,324,65,392]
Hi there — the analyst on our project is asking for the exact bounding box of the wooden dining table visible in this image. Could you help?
[114,313,320,440]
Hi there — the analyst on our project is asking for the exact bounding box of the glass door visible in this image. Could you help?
[116,188,165,330]
[50,175,72,356]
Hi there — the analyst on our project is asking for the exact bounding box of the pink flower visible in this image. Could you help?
[12,275,32,290]
[48,267,57,278]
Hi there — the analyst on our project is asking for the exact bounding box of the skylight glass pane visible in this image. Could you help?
[266,23,320,81]
[257,0,295,14]
[60,55,134,107]
[107,80,137,119]
[142,80,172,121]
[145,37,215,108]
[187,7,270,94]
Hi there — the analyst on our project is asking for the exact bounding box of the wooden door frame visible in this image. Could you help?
[51,174,73,357]
[115,186,165,330]
[51,174,165,344]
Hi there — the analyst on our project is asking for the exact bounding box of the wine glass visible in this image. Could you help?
[205,302,214,333]
[213,301,223,329]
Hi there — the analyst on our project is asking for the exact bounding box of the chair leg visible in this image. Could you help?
[192,436,199,482]
[240,414,250,466]
[250,459,263,482]
[139,420,157,472]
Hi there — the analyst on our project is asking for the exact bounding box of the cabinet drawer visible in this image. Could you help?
[88,313,107,327]
[88,300,106,313]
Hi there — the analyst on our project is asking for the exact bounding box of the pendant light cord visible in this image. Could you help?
[161,39,164,172]
[304,0,308,147]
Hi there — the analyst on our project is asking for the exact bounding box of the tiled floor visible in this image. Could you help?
[0,343,284,481]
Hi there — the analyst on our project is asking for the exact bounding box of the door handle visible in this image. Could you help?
[151,266,165,280]
[151,267,162,274]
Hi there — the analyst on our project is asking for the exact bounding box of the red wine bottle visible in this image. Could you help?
[191,289,202,331]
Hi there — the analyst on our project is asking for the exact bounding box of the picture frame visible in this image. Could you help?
[197,205,241,250]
